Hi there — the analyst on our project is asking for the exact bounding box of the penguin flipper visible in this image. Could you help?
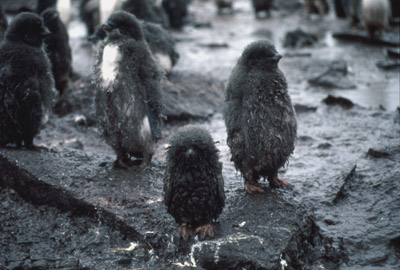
[147,103,162,140]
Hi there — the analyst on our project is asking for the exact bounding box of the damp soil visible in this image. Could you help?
[1,0,400,269]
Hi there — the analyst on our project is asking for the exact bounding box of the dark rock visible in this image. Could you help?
[283,29,318,48]
[386,48,400,59]
[323,95,354,109]
[367,148,391,158]
[317,143,332,149]
[332,31,400,47]
[309,60,356,89]
[198,42,229,49]
[162,73,224,121]
[376,60,400,70]
[294,104,317,113]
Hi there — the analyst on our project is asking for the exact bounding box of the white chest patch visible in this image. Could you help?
[155,53,172,74]
[140,116,152,139]
[101,44,121,89]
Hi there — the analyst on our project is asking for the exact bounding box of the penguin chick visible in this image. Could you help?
[162,0,188,29]
[142,21,179,74]
[252,0,273,18]
[164,125,225,240]
[80,0,100,35]
[0,3,7,41]
[121,0,169,28]
[94,11,163,168]
[215,0,234,14]
[361,0,391,38]
[224,40,297,193]
[37,0,71,27]
[304,0,329,20]
[0,12,56,148]
[41,8,72,95]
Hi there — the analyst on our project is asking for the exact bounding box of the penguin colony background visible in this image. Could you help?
[0,0,396,240]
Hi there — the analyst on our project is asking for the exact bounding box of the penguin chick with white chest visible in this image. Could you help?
[0,13,56,148]
[94,11,163,168]
[224,40,297,193]
[164,125,225,240]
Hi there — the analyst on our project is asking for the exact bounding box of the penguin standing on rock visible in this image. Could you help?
[0,3,7,41]
[164,125,225,240]
[94,11,163,168]
[252,0,273,18]
[361,0,391,38]
[162,0,188,29]
[0,13,56,148]
[224,40,297,193]
[41,8,72,95]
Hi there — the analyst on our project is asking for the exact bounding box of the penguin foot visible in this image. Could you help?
[195,223,214,240]
[244,181,267,193]
[113,158,129,169]
[179,223,190,241]
[268,176,290,188]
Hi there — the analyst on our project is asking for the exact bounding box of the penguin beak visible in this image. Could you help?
[103,23,112,32]
[41,26,51,38]
[271,54,282,62]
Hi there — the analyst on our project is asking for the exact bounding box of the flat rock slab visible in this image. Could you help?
[0,145,340,269]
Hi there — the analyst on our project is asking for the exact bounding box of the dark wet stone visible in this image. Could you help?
[198,42,229,49]
[31,259,49,269]
[309,61,356,89]
[386,48,400,59]
[323,95,354,109]
[193,21,213,28]
[367,148,391,158]
[332,31,400,47]
[376,60,400,70]
[333,165,357,205]
[317,143,332,149]
[294,104,317,113]
[162,72,224,121]
[283,29,318,48]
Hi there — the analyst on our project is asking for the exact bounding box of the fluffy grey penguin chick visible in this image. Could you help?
[361,0,391,38]
[164,125,225,240]
[0,12,56,148]
[94,11,163,168]
[224,40,297,193]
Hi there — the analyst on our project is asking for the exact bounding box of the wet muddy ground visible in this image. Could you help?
[1,0,399,269]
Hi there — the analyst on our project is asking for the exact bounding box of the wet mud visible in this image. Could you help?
[1,0,400,269]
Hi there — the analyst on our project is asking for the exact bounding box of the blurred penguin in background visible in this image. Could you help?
[0,3,7,41]
[94,11,163,168]
[80,0,100,35]
[142,21,179,74]
[304,0,329,20]
[121,0,169,28]
[345,0,361,26]
[37,0,70,27]
[0,13,56,148]
[162,0,189,29]
[252,0,273,18]
[215,0,234,14]
[41,7,72,95]
[361,0,391,38]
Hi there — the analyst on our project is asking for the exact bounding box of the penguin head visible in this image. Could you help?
[5,12,50,46]
[89,24,107,44]
[240,40,282,69]
[41,8,60,29]
[167,125,219,163]
[104,11,144,41]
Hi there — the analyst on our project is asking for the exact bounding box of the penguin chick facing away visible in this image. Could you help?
[361,0,391,38]
[224,40,297,193]
[0,3,8,41]
[164,125,225,240]
[252,0,273,18]
[0,12,56,148]
[41,8,72,95]
[37,0,70,27]
[162,0,189,29]
[304,0,329,20]
[121,0,169,28]
[94,11,163,168]
[142,21,179,74]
